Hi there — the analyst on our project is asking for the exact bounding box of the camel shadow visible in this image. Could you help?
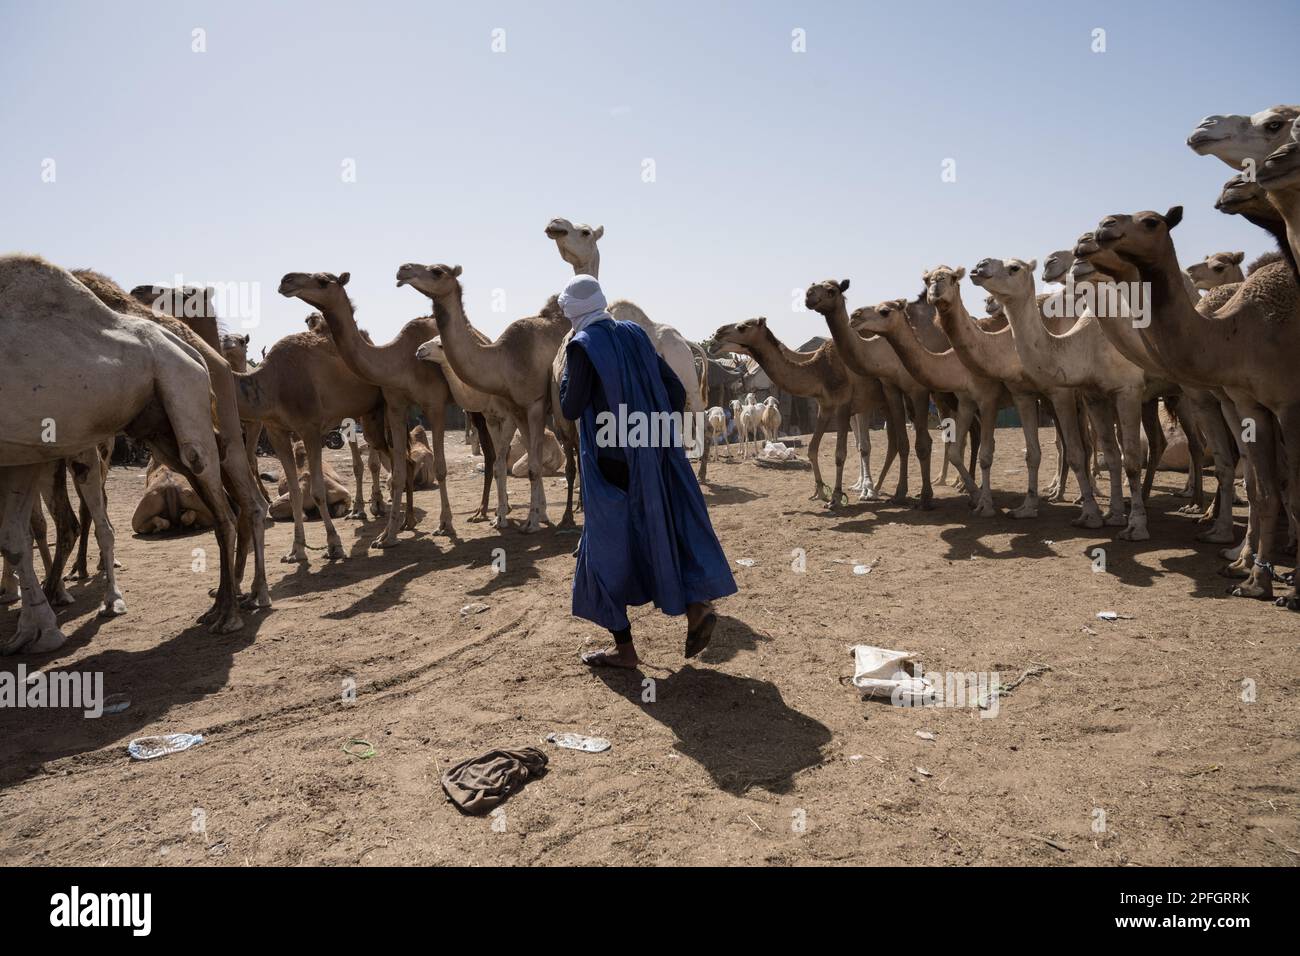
[696,614,772,665]
[0,604,267,789]
[700,483,766,506]
[593,665,831,795]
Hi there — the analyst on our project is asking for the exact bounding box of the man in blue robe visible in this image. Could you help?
[558,276,737,669]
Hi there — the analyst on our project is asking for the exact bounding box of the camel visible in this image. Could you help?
[760,396,782,443]
[395,263,576,532]
[968,257,1154,538]
[279,271,461,547]
[1094,206,1300,608]
[72,269,270,615]
[1,255,239,653]
[269,439,352,520]
[506,429,566,477]
[712,317,895,507]
[1187,252,1246,291]
[413,334,518,528]
[1187,105,1300,272]
[851,293,1007,516]
[544,218,711,479]
[133,459,216,533]
[407,426,438,489]
[1071,233,1239,546]
[806,279,937,508]
[231,320,390,561]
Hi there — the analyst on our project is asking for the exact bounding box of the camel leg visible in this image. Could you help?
[520,401,551,533]
[848,413,864,494]
[555,416,578,528]
[302,433,345,560]
[856,413,879,500]
[492,419,514,531]
[1272,404,1300,610]
[1,464,66,654]
[467,413,494,522]
[245,423,271,504]
[970,395,998,517]
[1049,390,1104,528]
[945,399,979,502]
[373,404,410,548]
[347,437,367,519]
[883,385,909,504]
[1083,397,1127,527]
[69,483,93,580]
[1140,399,1163,502]
[823,405,849,510]
[71,449,126,616]
[696,407,710,482]
[807,407,833,501]
[908,392,935,510]
[40,465,76,606]
[224,445,271,610]
[269,427,309,562]
[1184,394,1237,545]
[1116,390,1150,541]
[1226,402,1281,601]
[1009,392,1041,519]
[1170,397,1207,511]
[426,407,454,537]
[1042,411,1067,502]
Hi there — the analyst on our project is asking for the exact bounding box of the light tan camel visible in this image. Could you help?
[1095,206,1300,608]
[414,334,520,528]
[133,458,217,533]
[852,295,1007,516]
[395,263,576,532]
[1,255,238,653]
[73,269,270,614]
[233,322,390,561]
[806,279,936,508]
[279,271,459,547]
[544,218,712,479]
[1259,124,1300,271]
[1187,252,1246,291]
[712,318,895,507]
[269,439,352,520]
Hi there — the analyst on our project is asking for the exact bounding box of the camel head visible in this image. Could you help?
[545,217,603,273]
[1259,122,1300,189]
[1071,231,1132,283]
[1186,105,1299,168]
[852,299,908,336]
[1040,249,1076,285]
[922,265,965,307]
[414,336,447,365]
[968,257,1038,304]
[804,278,850,315]
[1094,207,1183,266]
[712,317,768,353]
[278,271,351,310]
[395,263,462,299]
[130,283,216,320]
[1186,251,1246,291]
[304,312,326,333]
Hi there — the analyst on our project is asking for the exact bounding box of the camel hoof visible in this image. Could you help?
[1228,584,1271,600]
[65,569,90,582]
[1103,513,1128,528]
[208,613,245,634]
[467,513,490,523]
[1274,595,1300,612]
[1218,562,1250,579]
[370,537,399,550]
[49,588,74,607]
[1072,513,1104,530]
[98,597,128,617]
[1009,507,1038,520]
[1196,528,1235,545]
[281,549,307,564]
[325,544,346,560]
[557,515,576,530]
[972,503,997,518]
[1119,526,1150,542]
[348,509,367,520]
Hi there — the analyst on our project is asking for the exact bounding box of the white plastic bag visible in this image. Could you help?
[850,645,932,702]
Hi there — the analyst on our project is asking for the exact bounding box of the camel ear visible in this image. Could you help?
[1230,251,1245,264]
[838,279,850,292]
[1026,259,1038,273]
[1164,206,1184,229]
[338,272,351,286]
[452,265,463,277]
[756,316,768,326]
[953,267,966,281]
[593,225,604,240]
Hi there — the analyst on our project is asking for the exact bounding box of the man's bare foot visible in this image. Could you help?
[582,645,639,669]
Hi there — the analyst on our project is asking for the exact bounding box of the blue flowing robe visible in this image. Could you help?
[567,319,737,631]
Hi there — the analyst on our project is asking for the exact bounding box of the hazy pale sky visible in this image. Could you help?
[2,0,1295,350]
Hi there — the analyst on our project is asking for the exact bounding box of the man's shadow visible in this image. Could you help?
[595,652,830,796]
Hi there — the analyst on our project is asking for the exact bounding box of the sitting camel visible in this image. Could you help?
[133,458,216,533]
[269,440,352,520]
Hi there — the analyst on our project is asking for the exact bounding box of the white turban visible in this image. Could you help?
[558,275,613,334]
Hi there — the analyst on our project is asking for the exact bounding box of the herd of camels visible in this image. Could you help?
[2,103,1299,655]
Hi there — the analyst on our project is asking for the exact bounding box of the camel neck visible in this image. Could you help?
[317,296,388,385]
[819,301,879,378]
[935,295,1010,381]
[749,328,817,395]
[572,252,600,279]
[432,287,507,395]
[1132,250,1228,388]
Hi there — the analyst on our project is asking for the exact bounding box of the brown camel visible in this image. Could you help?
[395,263,577,532]
[1,255,239,652]
[269,439,353,520]
[711,317,896,508]
[1094,206,1300,608]
[805,279,935,508]
[133,458,217,533]
[278,271,458,547]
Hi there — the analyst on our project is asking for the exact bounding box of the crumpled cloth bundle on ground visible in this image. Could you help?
[440,747,548,815]
[754,441,809,469]
[850,645,932,703]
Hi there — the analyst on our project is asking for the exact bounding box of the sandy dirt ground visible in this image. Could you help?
[1,427,1297,866]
